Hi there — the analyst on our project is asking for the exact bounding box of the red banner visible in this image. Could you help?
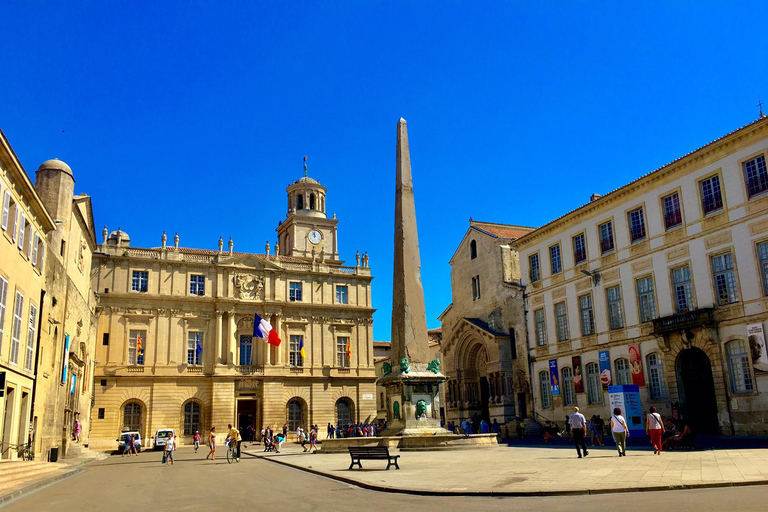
[629,344,645,386]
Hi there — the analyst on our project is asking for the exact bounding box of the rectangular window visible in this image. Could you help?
[728,340,754,393]
[189,275,205,296]
[744,155,768,198]
[474,275,480,299]
[98,408,105,420]
[10,291,24,365]
[628,208,646,242]
[606,285,624,330]
[549,245,562,274]
[131,271,149,293]
[711,253,739,305]
[673,265,694,313]
[562,367,575,406]
[187,332,203,365]
[529,254,540,282]
[700,175,723,214]
[555,302,569,342]
[102,333,110,346]
[337,337,349,367]
[336,285,349,304]
[615,358,631,385]
[0,276,7,353]
[586,363,602,405]
[25,303,37,371]
[290,335,303,367]
[239,335,253,366]
[758,242,768,296]
[471,276,478,300]
[1,191,10,231]
[289,282,303,302]
[662,193,683,230]
[647,353,666,399]
[599,221,614,254]
[579,294,594,336]
[128,330,146,365]
[534,309,547,346]
[636,276,657,323]
[539,372,551,409]
[572,233,587,264]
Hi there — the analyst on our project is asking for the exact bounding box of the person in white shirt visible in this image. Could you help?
[568,407,589,458]
[610,407,630,457]
[164,434,176,466]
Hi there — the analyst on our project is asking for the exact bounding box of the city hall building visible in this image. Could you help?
[518,115,768,435]
[89,174,376,449]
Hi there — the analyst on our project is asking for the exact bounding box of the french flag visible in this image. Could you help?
[253,313,282,346]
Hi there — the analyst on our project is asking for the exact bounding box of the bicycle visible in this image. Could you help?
[20,443,34,461]
[226,440,240,464]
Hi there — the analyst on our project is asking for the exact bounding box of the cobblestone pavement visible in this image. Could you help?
[5,445,768,512]
[246,442,768,494]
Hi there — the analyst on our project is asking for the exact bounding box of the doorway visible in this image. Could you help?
[479,377,490,422]
[236,399,258,441]
[2,387,14,459]
[517,393,528,420]
[676,348,719,435]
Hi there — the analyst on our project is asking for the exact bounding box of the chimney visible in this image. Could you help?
[590,193,602,202]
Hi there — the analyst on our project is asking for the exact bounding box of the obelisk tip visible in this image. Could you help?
[398,117,407,124]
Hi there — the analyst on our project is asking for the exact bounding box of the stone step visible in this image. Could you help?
[0,462,67,494]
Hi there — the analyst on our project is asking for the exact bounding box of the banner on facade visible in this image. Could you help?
[747,323,768,373]
[572,356,584,393]
[549,359,560,396]
[70,374,77,394]
[62,334,70,384]
[629,344,645,386]
[599,350,611,388]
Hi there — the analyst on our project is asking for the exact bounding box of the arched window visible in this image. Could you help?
[123,402,142,432]
[309,193,315,210]
[336,398,353,426]
[562,367,575,406]
[539,371,551,409]
[727,340,754,393]
[586,363,601,404]
[287,399,303,431]
[470,240,477,259]
[297,194,304,210]
[646,353,666,399]
[614,358,631,385]
[183,401,201,435]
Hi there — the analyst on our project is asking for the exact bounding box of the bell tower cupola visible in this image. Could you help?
[276,157,339,260]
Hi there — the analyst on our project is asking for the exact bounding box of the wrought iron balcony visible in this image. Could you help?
[235,365,264,375]
[652,308,716,335]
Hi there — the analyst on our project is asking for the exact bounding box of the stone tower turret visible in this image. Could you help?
[35,159,75,259]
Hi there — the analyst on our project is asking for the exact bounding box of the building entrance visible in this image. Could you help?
[676,348,719,435]
[479,377,490,422]
[236,399,259,441]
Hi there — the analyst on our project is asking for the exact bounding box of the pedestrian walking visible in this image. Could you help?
[128,434,138,456]
[193,431,201,453]
[206,427,216,460]
[646,406,665,454]
[565,415,572,441]
[74,420,82,443]
[308,427,318,453]
[282,423,288,438]
[568,406,589,458]
[164,433,175,466]
[610,407,629,457]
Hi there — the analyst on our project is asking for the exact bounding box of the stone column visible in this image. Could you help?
[215,311,223,365]
[227,311,236,365]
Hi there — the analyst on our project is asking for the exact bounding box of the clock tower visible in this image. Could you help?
[276,165,339,260]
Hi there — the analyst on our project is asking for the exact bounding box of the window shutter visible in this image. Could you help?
[1,191,9,231]
[27,230,34,259]
[17,213,25,248]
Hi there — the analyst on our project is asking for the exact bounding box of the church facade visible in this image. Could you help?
[89,175,376,449]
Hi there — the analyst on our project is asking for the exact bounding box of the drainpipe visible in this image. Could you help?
[30,289,46,454]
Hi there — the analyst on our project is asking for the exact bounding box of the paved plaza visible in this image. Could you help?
[4,446,768,512]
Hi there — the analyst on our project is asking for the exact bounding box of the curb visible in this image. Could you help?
[247,451,768,497]
[0,467,84,508]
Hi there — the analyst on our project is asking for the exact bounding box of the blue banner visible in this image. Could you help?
[71,374,77,394]
[62,334,70,384]
[549,359,560,396]
[599,350,611,388]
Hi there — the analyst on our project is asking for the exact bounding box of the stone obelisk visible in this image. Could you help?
[382,118,447,436]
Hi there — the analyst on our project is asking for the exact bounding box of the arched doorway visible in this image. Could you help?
[466,344,490,422]
[122,401,143,434]
[286,398,305,432]
[676,348,719,435]
[336,398,354,426]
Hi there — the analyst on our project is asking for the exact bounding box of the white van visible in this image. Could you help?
[153,429,175,450]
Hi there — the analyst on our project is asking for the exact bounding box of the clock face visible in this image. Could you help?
[308,230,322,244]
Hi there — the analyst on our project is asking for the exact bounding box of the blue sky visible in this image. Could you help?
[2,2,767,340]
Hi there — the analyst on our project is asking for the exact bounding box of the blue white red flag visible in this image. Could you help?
[253,313,282,346]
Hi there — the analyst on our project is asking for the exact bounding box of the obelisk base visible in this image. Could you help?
[381,366,449,436]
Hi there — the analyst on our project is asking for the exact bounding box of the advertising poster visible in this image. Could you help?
[62,334,70,384]
[609,385,644,436]
[628,344,645,386]
[747,324,768,373]
[599,350,611,388]
[549,359,560,396]
[572,356,584,393]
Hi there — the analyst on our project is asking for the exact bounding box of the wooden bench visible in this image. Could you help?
[348,446,400,470]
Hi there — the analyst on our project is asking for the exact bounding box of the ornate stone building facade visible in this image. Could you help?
[439,220,534,427]
[89,175,376,449]
[518,115,768,435]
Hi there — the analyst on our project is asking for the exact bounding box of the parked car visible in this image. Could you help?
[153,429,175,450]
[116,432,142,453]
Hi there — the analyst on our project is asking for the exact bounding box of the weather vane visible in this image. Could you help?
[303,155,308,177]
[759,97,765,119]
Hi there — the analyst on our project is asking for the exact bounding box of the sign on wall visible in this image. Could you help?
[628,344,645,387]
[599,350,611,389]
[571,356,584,393]
[608,385,644,436]
[747,324,768,373]
[549,359,560,396]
